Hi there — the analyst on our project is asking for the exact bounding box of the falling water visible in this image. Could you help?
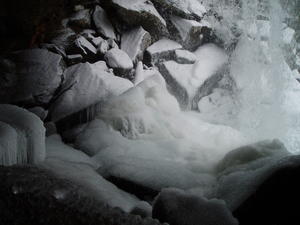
[203,0,300,152]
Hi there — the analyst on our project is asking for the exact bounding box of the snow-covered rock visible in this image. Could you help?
[158,45,228,110]
[134,62,162,85]
[97,39,110,55]
[50,61,133,121]
[104,48,134,77]
[121,27,151,63]
[67,36,98,60]
[68,9,91,29]
[0,105,46,165]
[152,188,238,225]
[144,39,182,66]
[92,5,116,40]
[151,0,206,20]
[169,16,211,50]
[174,49,197,64]
[106,0,168,40]
[216,139,289,174]
[0,49,64,105]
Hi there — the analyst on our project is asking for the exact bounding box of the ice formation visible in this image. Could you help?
[0,104,45,165]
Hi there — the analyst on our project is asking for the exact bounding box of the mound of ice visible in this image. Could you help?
[75,74,248,193]
[0,104,45,165]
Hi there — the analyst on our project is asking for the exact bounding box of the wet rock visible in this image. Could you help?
[104,48,134,77]
[106,0,168,40]
[158,50,226,110]
[153,188,238,225]
[168,16,211,51]
[0,48,64,105]
[49,61,133,122]
[92,5,116,40]
[121,26,152,63]
[144,39,182,66]
[174,49,197,64]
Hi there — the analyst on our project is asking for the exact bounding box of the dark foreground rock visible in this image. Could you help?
[232,155,300,225]
[214,140,300,225]
[0,48,64,106]
[0,165,163,225]
[153,188,238,225]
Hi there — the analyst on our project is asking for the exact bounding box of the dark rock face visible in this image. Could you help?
[233,160,300,225]
[0,48,64,106]
[0,165,163,225]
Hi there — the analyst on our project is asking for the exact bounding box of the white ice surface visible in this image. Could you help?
[75,74,248,193]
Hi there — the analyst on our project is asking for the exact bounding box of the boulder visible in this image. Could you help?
[0,49,64,105]
[105,0,168,40]
[67,36,98,61]
[68,9,91,29]
[49,61,133,122]
[0,104,46,165]
[0,165,163,225]
[104,48,134,77]
[174,49,197,64]
[232,155,300,225]
[152,188,238,225]
[168,16,211,51]
[158,44,228,110]
[151,0,206,20]
[144,39,182,66]
[121,26,151,63]
[92,5,116,40]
